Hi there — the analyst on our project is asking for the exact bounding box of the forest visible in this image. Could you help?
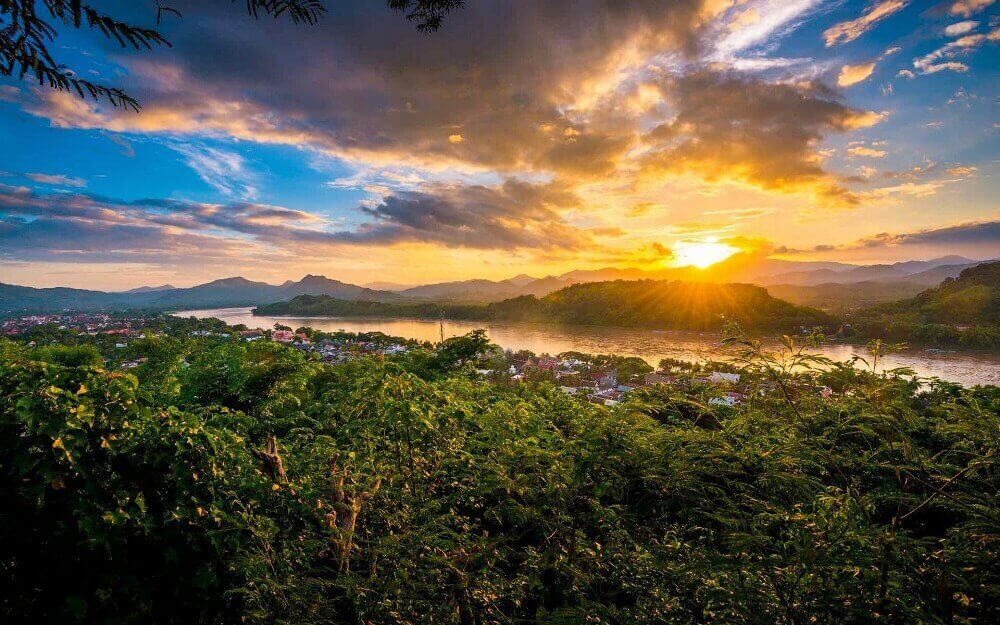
[847,261,1000,349]
[255,267,1000,349]
[1,318,997,624]
[255,280,836,331]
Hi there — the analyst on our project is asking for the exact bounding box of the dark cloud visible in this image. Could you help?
[640,71,884,204]
[26,0,713,180]
[855,220,1000,249]
[341,180,590,250]
[773,221,999,257]
[0,179,593,265]
[13,0,884,204]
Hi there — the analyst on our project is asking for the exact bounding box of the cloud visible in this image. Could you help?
[0,186,248,264]
[823,1,909,47]
[708,0,825,63]
[945,165,977,176]
[639,71,886,205]
[944,20,979,36]
[169,143,258,200]
[854,220,999,249]
[949,0,996,18]
[919,61,970,74]
[838,62,877,87]
[341,180,591,250]
[703,207,776,220]
[4,0,896,214]
[776,220,1000,259]
[912,27,999,75]
[25,173,87,188]
[8,1,716,183]
[0,178,597,267]
[847,144,888,158]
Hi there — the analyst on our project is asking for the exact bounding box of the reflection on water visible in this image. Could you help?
[176,308,1000,387]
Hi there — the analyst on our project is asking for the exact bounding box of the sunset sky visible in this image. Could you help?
[1,0,997,290]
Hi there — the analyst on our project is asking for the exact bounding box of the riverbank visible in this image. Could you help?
[176,308,1000,387]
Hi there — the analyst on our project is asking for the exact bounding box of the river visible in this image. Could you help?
[176,308,1000,387]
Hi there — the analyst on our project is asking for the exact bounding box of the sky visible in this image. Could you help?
[0,0,998,290]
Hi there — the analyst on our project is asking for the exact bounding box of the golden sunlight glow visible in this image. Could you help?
[673,239,738,269]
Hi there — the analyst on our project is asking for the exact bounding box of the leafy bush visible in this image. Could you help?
[1,332,998,624]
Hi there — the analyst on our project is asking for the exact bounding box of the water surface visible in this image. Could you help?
[177,308,1000,387]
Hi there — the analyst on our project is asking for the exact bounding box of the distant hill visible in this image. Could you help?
[847,261,1000,348]
[761,256,980,286]
[0,275,399,314]
[4,256,991,314]
[362,281,417,292]
[256,279,835,331]
[123,284,176,294]
[766,281,929,312]
[382,254,986,304]
[0,283,138,312]
[868,261,999,325]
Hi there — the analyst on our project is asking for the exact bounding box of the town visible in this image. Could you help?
[1,312,839,408]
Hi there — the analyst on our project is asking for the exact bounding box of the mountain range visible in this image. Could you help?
[371,254,987,306]
[0,255,991,314]
[0,275,398,314]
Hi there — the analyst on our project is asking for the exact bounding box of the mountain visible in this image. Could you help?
[0,283,137,312]
[4,256,993,315]
[0,275,399,314]
[766,281,929,312]
[846,261,1000,348]
[124,284,176,293]
[398,275,576,303]
[863,261,999,326]
[256,279,835,331]
[506,274,540,287]
[362,281,416,292]
[761,256,981,286]
[391,255,986,305]
[399,279,529,302]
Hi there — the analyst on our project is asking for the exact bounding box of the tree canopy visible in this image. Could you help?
[1,317,998,623]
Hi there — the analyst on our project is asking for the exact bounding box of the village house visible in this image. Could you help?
[644,372,676,385]
[708,372,741,385]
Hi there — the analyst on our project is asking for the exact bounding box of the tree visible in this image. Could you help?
[0,0,465,109]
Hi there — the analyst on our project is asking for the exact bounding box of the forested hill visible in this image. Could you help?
[255,279,835,330]
[870,260,999,324]
[843,261,1000,348]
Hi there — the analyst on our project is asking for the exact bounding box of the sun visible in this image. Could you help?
[673,239,738,269]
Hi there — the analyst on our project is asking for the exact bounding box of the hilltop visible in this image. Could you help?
[255,279,835,331]
[873,261,999,324]
[847,261,1000,348]
[0,275,399,314]
[3,255,987,315]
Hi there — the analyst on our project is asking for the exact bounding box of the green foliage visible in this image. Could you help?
[1,325,998,623]
[849,261,1000,348]
[257,279,836,332]
[30,342,103,367]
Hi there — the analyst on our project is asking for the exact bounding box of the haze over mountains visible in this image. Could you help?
[0,254,990,314]
[369,254,987,306]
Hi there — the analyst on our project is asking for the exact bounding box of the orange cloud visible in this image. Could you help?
[837,62,877,87]
[824,1,909,47]
[949,0,995,17]
[847,145,888,158]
